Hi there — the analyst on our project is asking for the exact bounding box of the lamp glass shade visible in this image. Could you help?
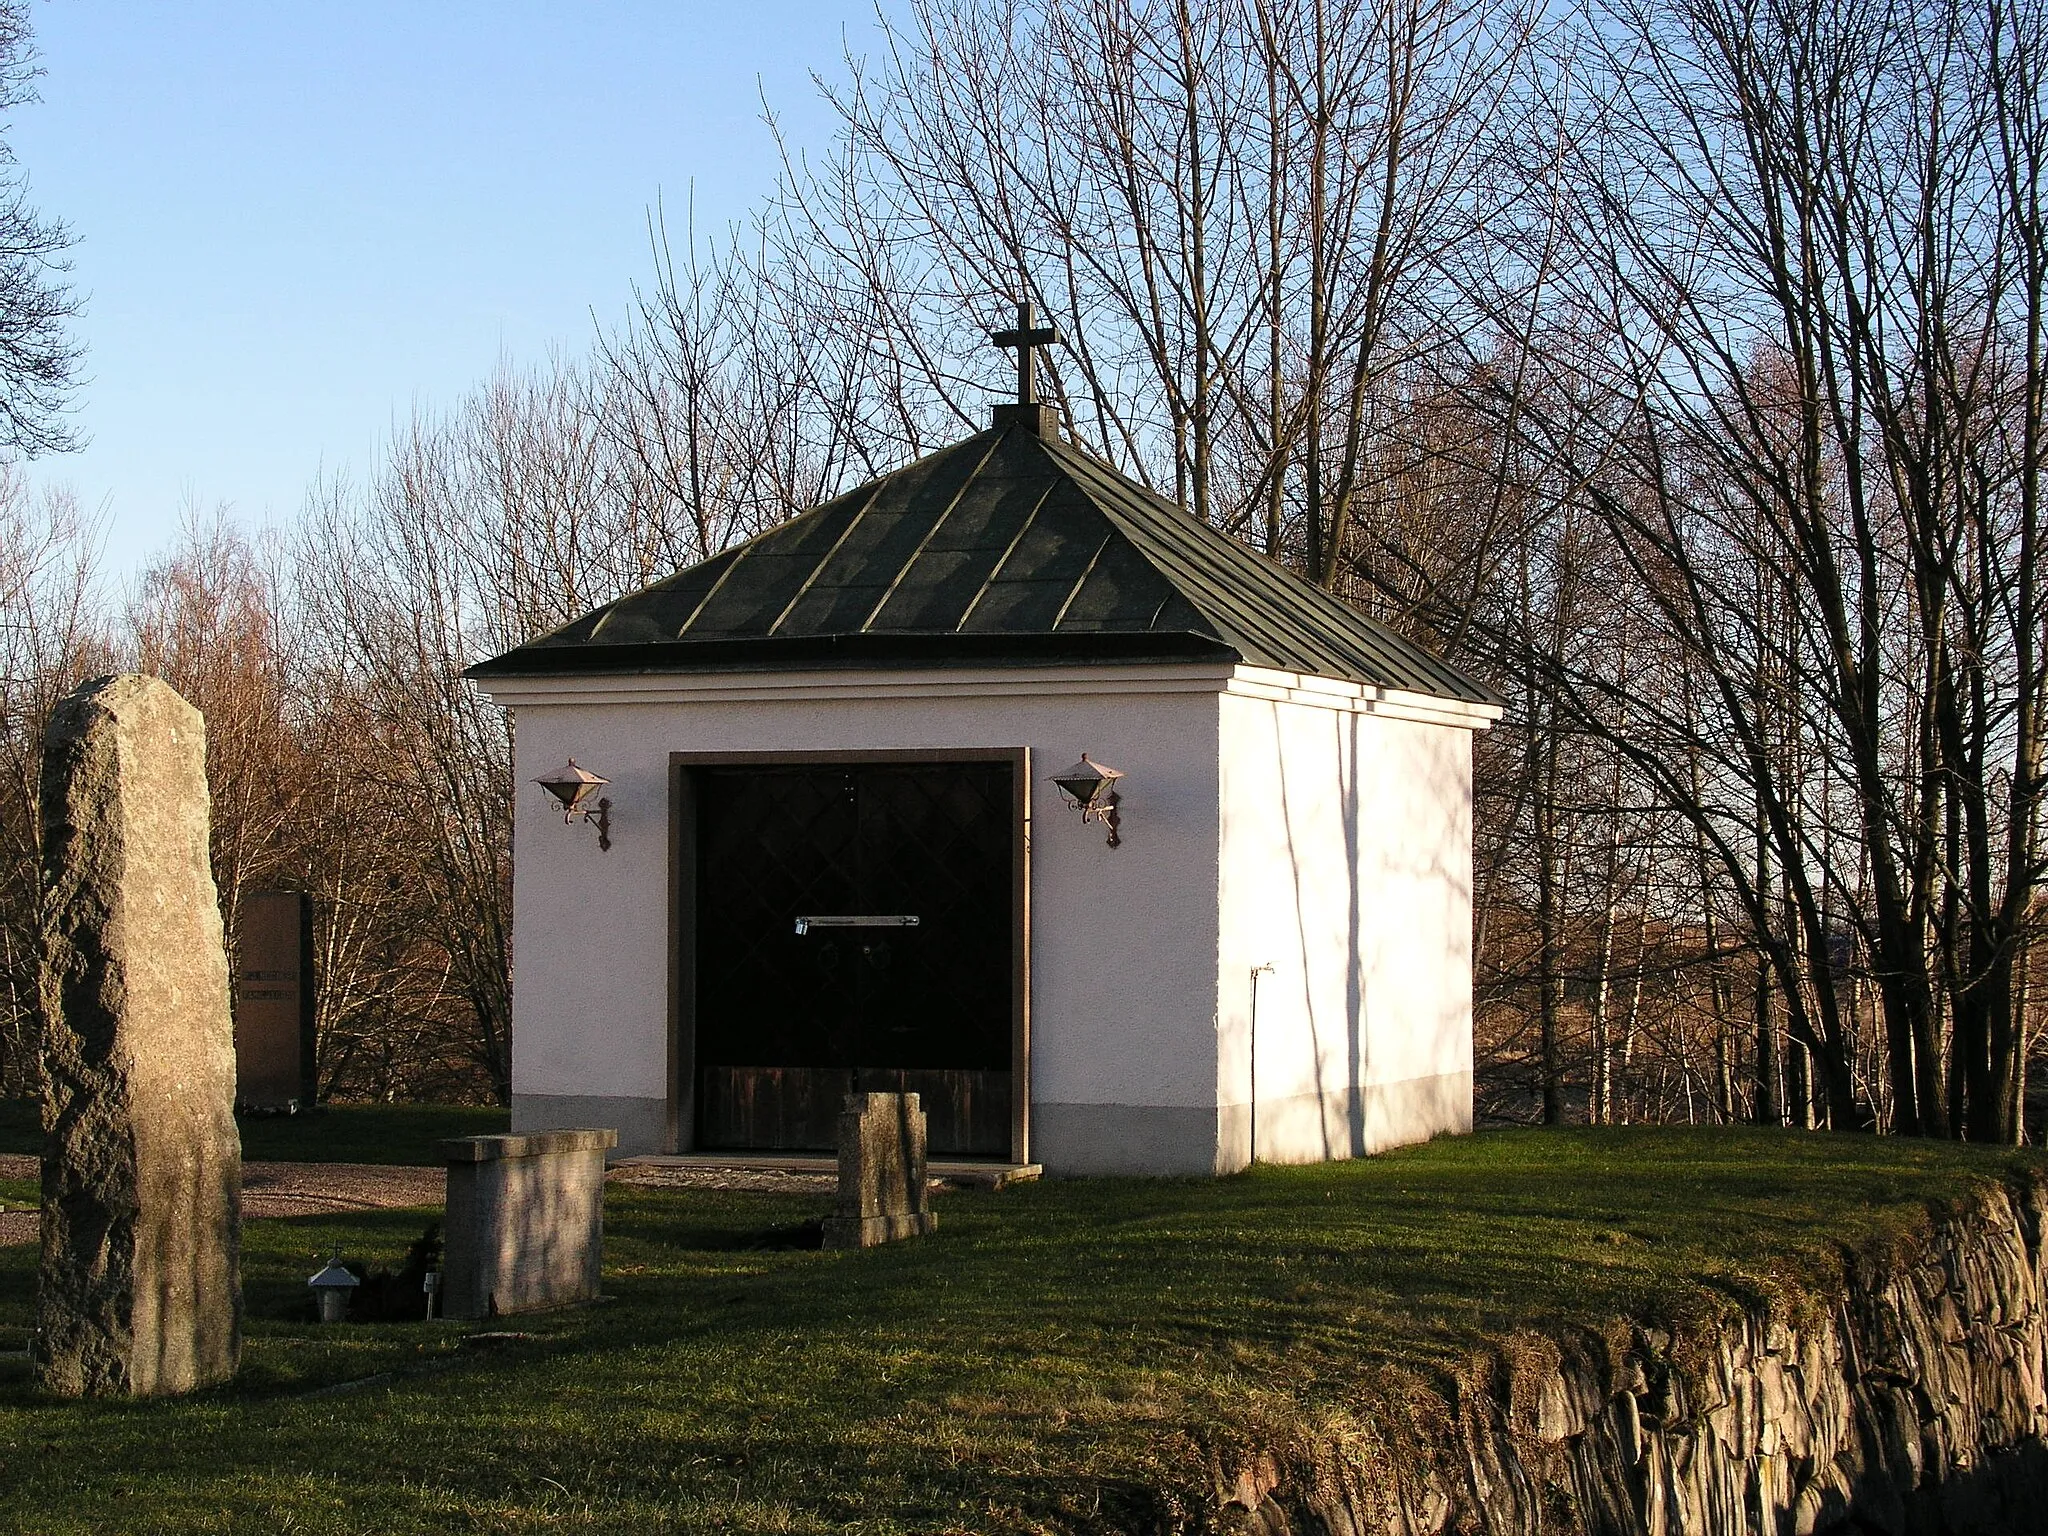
[1051,760,1103,808]
[535,760,609,813]
[1051,755,1122,811]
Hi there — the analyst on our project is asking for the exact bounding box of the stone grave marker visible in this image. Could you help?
[441,1127,616,1319]
[233,889,314,1110]
[36,674,242,1396]
[822,1091,938,1249]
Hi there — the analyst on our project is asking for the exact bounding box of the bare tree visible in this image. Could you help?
[0,2,80,456]
[1477,0,2048,1137]
[0,469,104,1092]
[129,509,311,944]
[755,0,1530,570]
[289,342,829,1102]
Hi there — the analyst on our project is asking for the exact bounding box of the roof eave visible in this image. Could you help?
[463,629,1243,680]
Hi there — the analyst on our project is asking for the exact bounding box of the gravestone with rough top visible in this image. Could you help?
[821,1092,937,1249]
[36,673,242,1396]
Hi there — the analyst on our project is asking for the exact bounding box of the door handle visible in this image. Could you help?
[794,915,921,935]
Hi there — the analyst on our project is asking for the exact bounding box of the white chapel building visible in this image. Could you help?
[469,388,1503,1176]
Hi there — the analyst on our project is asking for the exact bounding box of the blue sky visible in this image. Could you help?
[10,2,884,575]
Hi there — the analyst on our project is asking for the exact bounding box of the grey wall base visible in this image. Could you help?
[1031,1102,1238,1176]
[513,1094,667,1156]
[1035,1070,1473,1176]
[1227,1071,1475,1169]
[509,1077,1471,1175]
[1360,1069,1473,1154]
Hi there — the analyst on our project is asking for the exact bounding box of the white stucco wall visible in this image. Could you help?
[481,662,1492,1175]
[483,664,1230,1172]
[1217,671,1481,1167]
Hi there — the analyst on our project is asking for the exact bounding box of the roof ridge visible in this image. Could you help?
[584,433,986,645]
[854,431,1010,631]
[1030,433,1502,705]
[469,421,1503,708]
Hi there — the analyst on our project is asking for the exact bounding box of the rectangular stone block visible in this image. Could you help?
[822,1092,936,1249]
[37,674,242,1396]
[233,889,314,1110]
[441,1127,616,1319]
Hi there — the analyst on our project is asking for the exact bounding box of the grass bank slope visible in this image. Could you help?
[0,1127,2032,1534]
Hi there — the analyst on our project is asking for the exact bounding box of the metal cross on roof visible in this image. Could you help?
[989,300,1062,406]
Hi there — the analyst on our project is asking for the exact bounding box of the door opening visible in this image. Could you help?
[679,755,1023,1158]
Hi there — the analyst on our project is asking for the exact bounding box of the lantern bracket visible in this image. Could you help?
[533,760,613,852]
[1050,753,1125,848]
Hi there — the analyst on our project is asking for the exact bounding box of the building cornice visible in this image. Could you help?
[473,662,1239,707]
[475,662,1502,730]
[1224,666,1503,730]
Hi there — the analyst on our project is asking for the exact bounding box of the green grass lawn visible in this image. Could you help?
[0,1100,507,1164]
[0,1127,2034,1534]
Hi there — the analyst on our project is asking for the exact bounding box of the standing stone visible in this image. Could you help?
[36,674,241,1396]
[821,1092,938,1249]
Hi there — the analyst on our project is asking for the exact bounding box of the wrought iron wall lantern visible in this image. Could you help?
[535,760,613,852]
[1051,753,1125,848]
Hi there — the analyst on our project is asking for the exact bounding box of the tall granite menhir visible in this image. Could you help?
[36,674,241,1396]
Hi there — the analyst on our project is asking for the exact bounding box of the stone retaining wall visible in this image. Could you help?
[1208,1174,2048,1535]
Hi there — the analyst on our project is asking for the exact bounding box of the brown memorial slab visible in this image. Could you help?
[234,890,314,1110]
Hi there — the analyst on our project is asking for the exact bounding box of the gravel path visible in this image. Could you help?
[0,1156,850,1246]
[239,1161,443,1216]
[0,1155,445,1246]
[608,1164,839,1195]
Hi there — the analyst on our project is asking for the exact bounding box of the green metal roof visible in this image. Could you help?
[467,419,1502,706]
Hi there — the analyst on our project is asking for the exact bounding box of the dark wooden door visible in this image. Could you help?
[692,760,1014,1157]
